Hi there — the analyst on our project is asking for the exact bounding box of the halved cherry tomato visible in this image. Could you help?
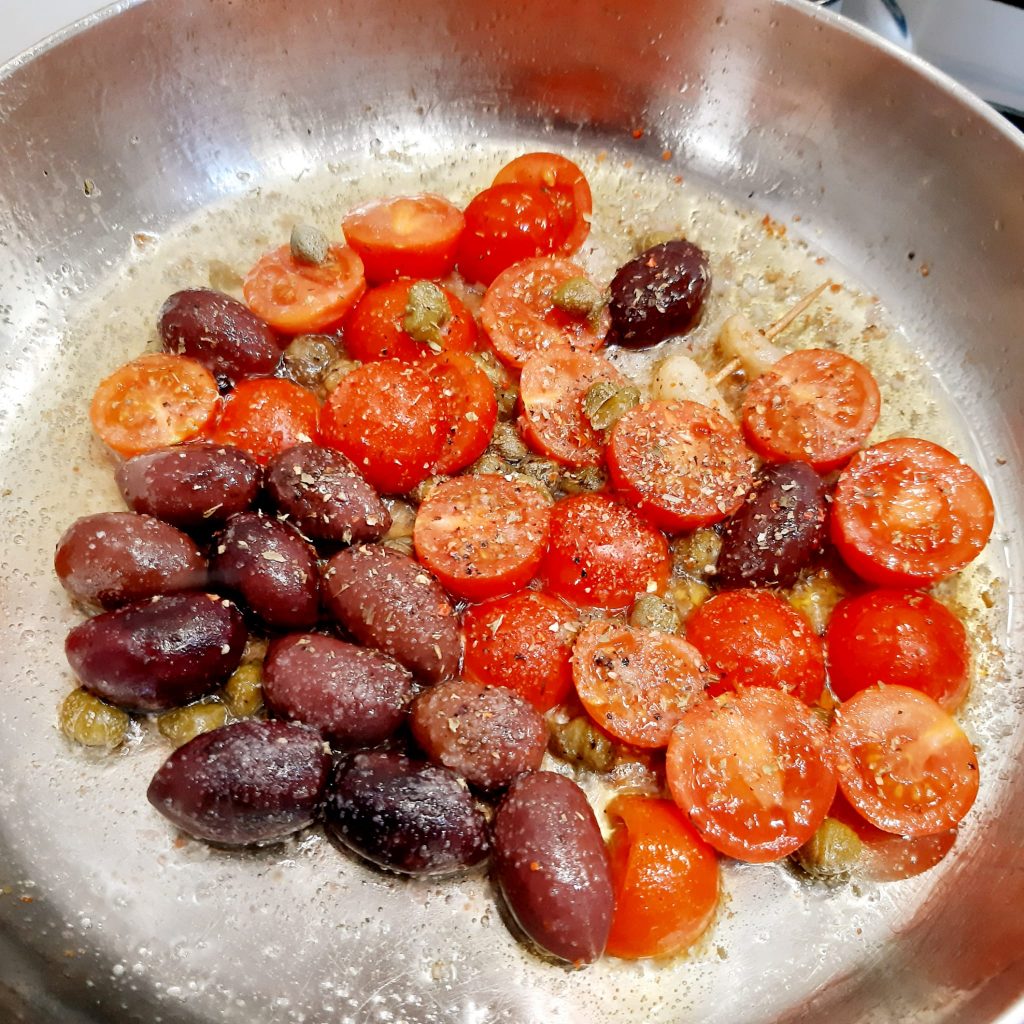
[831,685,979,837]
[413,475,552,601]
[518,349,625,466]
[831,437,995,587]
[462,591,578,712]
[542,493,670,610]
[492,152,593,256]
[456,183,563,286]
[686,589,825,705]
[741,349,880,472]
[606,796,719,960]
[424,352,498,474]
[90,353,219,458]
[343,280,477,363]
[479,256,610,369]
[608,400,756,532]
[666,688,837,862]
[210,377,320,466]
[572,620,707,748]
[341,194,465,283]
[243,244,365,335]
[319,360,444,493]
[826,590,970,710]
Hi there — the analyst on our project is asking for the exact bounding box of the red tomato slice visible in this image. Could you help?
[542,493,670,610]
[424,352,498,474]
[243,244,365,335]
[479,256,610,369]
[413,475,552,601]
[90,353,219,458]
[605,795,719,960]
[686,589,825,705]
[666,688,838,862]
[319,360,445,493]
[608,400,756,532]
[572,620,708,748]
[462,591,579,712]
[831,685,979,837]
[741,349,880,472]
[518,349,625,466]
[341,193,464,283]
[826,590,970,710]
[492,152,593,256]
[831,437,994,587]
[209,377,320,466]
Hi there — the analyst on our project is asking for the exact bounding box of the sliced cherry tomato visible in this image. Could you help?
[462,591,578,712]
[831,437,995,587]
[605,796,719,960]
[210,377,320,466]
[666,688,837,862]
[741,349,880,472]
[423,353,497,475]
[341,193,465,283]
[542,493,670,610]
[343,279,477,363]
[90,353,219,458]
[319,360,445,493]
[826,590,970,710]
[572,620,707,748]
[456,184,563,286]
[413,475,552,601]
[686,589,825,705]
[518,349,625,466]
[608,400,756,532]
[479,256,610,369]
[492,152,593,256]
[831,685,979,837]
[243,243,366,335]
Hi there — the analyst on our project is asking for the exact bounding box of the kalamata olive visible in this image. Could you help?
[493,772,613,964]
[210,512,320,630]
[325,751,490,875]
[159,288,281,388]
[54,511,206,609]
[65,592,247,712]
[263,633,412,746]
[608,240,711,348]
[147,720,330,845]
[716,462,829,589]
[115,442,262,531]
[411,680,546,791]
[321,545,460,683]
[265,443,390,545]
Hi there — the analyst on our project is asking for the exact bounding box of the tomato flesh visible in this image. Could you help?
[424,352,498,475]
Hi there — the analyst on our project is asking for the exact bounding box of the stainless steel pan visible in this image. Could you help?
[1,1,1022,1021]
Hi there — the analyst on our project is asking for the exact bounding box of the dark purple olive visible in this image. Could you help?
[265,443,390,545]
[147,720,330,845]
[54,511,206,609]
[411,680,546,791]
[716,462,830,589]
[263,633,412,746]
[159,288,281,388]
[65,592,247,712]
[211,512,320,630]
[325,751,489,875]
[115,442,262,531]
[493,772,613,964]
[608,240,711,347]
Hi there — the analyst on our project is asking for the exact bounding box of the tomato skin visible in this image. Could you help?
[542,493,670,610]
[666,688,838,862]
[462,592,578,712]
[605,796,719,960]
[831,438,994,587]
[424,353,498,475]
[686,589,825,705]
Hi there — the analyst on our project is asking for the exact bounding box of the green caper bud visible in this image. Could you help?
[408,474,448,505]
[549,716,617,773]
[517,456,561,492]
[402,281,451,348]
[629,594,682,634]
[241,636,269,665]
[672,528,723,580]
[282,334,340,394]
[290,223,330,266]
[223,662,264,719]
[383,498,417,538]
[157,701,228,747]
[382,535,415,558]
[59,688,129,750]
[470,452,511,476]
[322,357,361,393]
[490,421,529,463]
[583,381,641,431]
[636,230,679,255]
[558,465,608,495]
[470,351,518,419]
[551,276,604,317]
[792,818,863,879]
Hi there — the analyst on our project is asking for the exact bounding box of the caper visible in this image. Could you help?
[290,223,330,266]
[322,357,361,393]
[282,334,340,395]
[241,636,269,665]
[583,381,641,431]
[470,452,512,476]
[408,474,448,505]
[470,352,519,420]
[516,456,561,493]
[672,528,723,580]
[792,818,863,879]
[490,421,529,463]
[551,276,604,319]
[787,569,846,635]
[558,465,608,495]
[549,716,617,773]
[223,662,264,718]
[382,535,415,558]
[669,577,711,622]
[383,498,417,538]
[157,700,228,747]
[635,230,679,255]
[402,281,451,348]
[629,594,681,634]
[59,688,129,750]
